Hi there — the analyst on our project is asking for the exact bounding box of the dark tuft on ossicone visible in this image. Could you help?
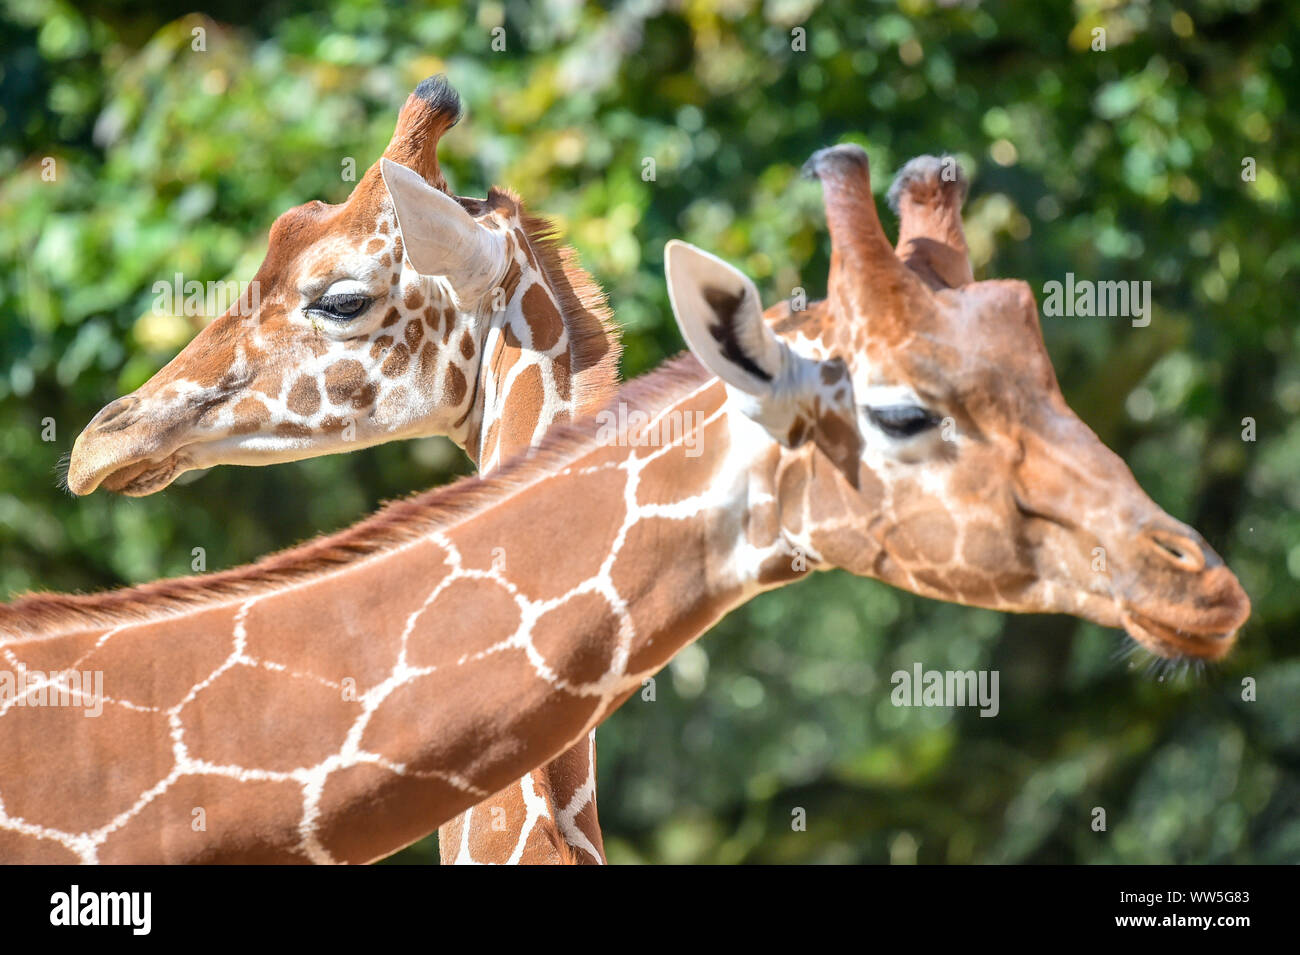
[801,143,870,180]
[887,154,969,214]
[412,74,462,128]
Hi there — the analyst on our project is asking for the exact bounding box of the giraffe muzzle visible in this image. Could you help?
[67,395,194,497]
[67,436,191,497]
[1116,521,1250,661]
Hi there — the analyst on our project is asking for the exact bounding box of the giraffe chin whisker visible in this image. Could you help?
[1119,606,1237,662]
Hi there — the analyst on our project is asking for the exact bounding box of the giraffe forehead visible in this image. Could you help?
[857,381,925,407]
[296,237,396,295]
[932,289,1059,390]
[784,289,1053,406]
[857,329,1020,410]
[779,312,1040,440]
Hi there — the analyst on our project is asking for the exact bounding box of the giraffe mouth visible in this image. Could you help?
[1119,606,1238,661]
[95,450,191,496]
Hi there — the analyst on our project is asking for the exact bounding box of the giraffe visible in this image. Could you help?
[63,75,619,865]
[0,146,1249,863]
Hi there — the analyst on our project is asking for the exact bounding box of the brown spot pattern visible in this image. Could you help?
[231,397,271,435]
[531,594,618,685]
[350,382,377,410]
[553,348,572,403]
[442,362,467,406]
[404,317,424,350]
[324,359,366,404]
[287,376,321,416]
[418,340,438,389]
[522,284,563,351]
[382,343,411,378]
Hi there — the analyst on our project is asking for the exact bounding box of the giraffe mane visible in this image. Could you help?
[517,206,622,418]
[0,355,710,642]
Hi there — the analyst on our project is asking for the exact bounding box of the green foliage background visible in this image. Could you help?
[1,0,1296,863]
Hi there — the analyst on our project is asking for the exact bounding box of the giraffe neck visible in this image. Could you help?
[435,213,618,866]
[0,359,816,863]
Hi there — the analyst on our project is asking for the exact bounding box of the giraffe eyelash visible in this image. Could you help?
[864,404,939,439]
[309,293,373,321]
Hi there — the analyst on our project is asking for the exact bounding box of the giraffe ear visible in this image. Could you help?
[666,240,863,489]
[664,240,790,395]
[381,158,507,304]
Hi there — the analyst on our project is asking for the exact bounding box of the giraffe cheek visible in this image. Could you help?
[962,523,1022,576]
[883,510,958,567]
[249,363,285,400]
[377,384,410,421]
[855,466,885,516]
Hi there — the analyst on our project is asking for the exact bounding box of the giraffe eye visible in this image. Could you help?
[865,404,938,439]
[310,293,372,321]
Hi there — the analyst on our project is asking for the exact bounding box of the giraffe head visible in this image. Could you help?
[666,145,1249,661]
[68,75,615,496]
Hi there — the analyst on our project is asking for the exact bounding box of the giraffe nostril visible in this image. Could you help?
[88,395,140,434]
[1143,526,1206,574]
